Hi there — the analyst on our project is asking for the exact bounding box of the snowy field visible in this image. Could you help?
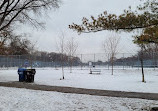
[0,67,158,111]
[0,67,158,93]
[0,86,158,111]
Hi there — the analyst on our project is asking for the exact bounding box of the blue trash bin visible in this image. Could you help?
[18,68,26,82]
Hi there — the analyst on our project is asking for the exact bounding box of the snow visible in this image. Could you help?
[0,67,158,93]
[0,86,158,111]
[0,67,158,110]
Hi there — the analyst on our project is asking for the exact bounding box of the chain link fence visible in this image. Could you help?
[0,52,158,69]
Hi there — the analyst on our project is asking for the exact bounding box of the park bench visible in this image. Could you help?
[89,69,101,74]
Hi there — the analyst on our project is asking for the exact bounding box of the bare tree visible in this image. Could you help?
[0,0,60,31]
[103,35,120,75]
[0,28,34,55]
[56,32,65,79]
[65,37,78,73]
[0,0,60,56]
[0,27,13,54]
[9,33,29,53]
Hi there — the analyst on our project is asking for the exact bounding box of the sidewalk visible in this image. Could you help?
[0,81,158,100]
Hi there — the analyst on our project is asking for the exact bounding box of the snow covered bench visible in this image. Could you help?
[90,69,101,74]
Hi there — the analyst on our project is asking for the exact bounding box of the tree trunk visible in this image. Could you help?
[140,46,145,82]
[111,56,114,75]
[107,53,110,70]
[61,55,64,79]
[70,59,72,73]
[62,65,64,79]
[70,58,73,73]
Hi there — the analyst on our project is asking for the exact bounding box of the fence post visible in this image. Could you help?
[138,53,139,70]
[153,52,155,70]
[81,54,82,70]
[11,55,12,67]
[18,55,20,68]
[7,56,8,69]
[94,54,95,66]
[123,53,125,70]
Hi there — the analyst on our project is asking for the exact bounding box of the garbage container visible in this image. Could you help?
[24,69,36,82]
[18,68,26,82]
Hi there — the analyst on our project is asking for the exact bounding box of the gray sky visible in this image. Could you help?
[20,0,142,54]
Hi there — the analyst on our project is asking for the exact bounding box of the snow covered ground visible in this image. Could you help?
[0,86,158,111]
[0,67,158,111]
[0,67,158,93]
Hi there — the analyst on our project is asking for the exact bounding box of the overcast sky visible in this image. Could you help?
[20,0,142,54]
